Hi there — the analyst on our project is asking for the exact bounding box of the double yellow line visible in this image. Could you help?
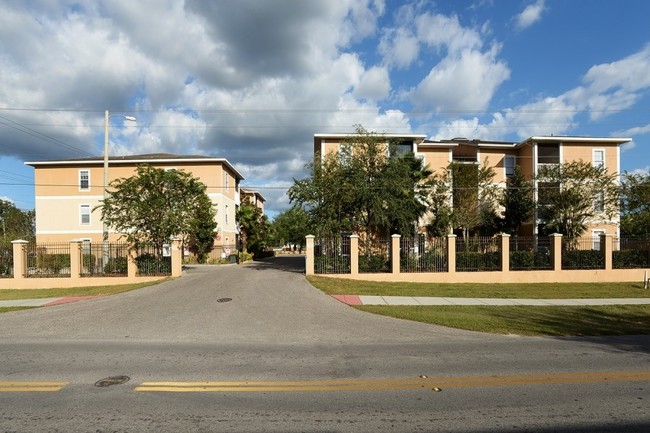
[135,370,650,393]
[0,382,68,392]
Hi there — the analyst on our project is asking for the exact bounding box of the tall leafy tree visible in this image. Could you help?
[187,192,218,263]
[289,125,432,238]
[498,166,535,235]
[99,165,216,252]
[271,205,311,250]
[536,161,619,245]
[236,198,269,255]
[0,199,34,243]
[620,171,650,237]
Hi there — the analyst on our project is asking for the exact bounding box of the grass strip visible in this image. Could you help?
[0,307,36,313]
[0,280,166,301]
[356,305,650,336]
[308,276,649,299]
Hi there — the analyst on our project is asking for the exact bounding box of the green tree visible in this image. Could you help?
[620,171,650,237]
[498,166,535,235]
[0,199,34,243]
[536,161,619,245]
[289,125,432,238]
[187,192,218,263]
[271,205,311,251]
[236,198,269,256]
[99,165,217,252]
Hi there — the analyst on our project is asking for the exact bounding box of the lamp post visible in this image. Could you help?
[103,110,135,265]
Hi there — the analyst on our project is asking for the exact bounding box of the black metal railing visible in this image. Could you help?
[456,237,501,272]
[314,237,351,274]
[562,237,605,270]
[613,238,650,269]
[359,236,390,273]
[80,242,129,277]
[25,243,71,278]
[509,236,552,271]
[0,243,12,278]
[401,236,447,273]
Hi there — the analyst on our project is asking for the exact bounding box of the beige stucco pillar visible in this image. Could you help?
[11,240,28,279]
[69,240,82,279]
[127,246,138,278]
[305,235,315,276]
[501,233,510,273]
[550,233,563,271]
[391,234,401,275]
[171,237,183,277]
[349,235,359,275]
[447,234,457,273]
[602,234,613,271]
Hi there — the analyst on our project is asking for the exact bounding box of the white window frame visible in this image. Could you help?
[225,204,229,224]
[80,204,91,225]
[504,155,516,178]
[593,191,605,213]
[592,230,606,250]
[79,169,90,191]
[592,149,605,168]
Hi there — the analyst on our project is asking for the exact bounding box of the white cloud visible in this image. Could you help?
[379,27,420,69]
[514,0,546,31]
[408,44,510,113]
[354,66,391,100]
[615,124,650,137]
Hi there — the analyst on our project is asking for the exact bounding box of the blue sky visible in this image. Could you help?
[1,0,650,217]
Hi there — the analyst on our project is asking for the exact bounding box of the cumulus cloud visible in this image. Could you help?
[514,0,546,31]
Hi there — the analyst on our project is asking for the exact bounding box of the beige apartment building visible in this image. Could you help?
[25,154,244,253]
[314,133,630,240]
[240,188,266,213]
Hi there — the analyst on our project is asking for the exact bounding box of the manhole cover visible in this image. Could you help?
[217,298,232,303]
[94,375,130,387]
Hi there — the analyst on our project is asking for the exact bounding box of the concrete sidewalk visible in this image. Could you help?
[332,295,650,306]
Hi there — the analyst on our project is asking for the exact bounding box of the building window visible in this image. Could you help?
[505,155,516,178]
[537,143,560,164]
[80,205,91,225]
[593,149,605,168]
[592,230,606,250]
[225,172,229,191]
[79,170,90,191]
[390,140,414,158]
[225,204,229,224]
[593,191,605,212]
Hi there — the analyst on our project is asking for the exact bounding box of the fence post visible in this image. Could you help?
[305,235,315,276]
[447,234,456,273]
[171,237,183,277]
[550,233,563,271]
[602,234,613,271]
[349,235,359,275]
[391,234,401,274]
[501,233,510,273]
[69,240,82,279]
[127,246,138,278]
[11,240,28,279]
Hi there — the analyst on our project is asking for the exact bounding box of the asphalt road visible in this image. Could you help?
[1,256,649,432]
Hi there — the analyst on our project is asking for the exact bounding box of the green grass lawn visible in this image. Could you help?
[0,280,166,301]
[308,277,650,336]
[308,276,650,299]
[357,305,650,336]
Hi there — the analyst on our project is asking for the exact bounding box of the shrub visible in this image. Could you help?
[105,257,128,274]
[613,250,650,269]
[359,254,389,273]
[562,250,604,269]
[456,251,500,272]
[135,253,171,275]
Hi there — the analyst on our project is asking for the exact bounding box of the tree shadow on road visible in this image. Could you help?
[244,255,306,274]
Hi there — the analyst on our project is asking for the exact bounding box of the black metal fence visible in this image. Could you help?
[401,236,447,273]
[0,243,12,278]
[359,236,390,273]
[81,242,129,277]
[25,243,71,278]
[133,245,172,276]
[456,237,501,272]
[314,237,350,274]
[614,238,650,269]
[509,236,552,271]
[562,237,605,270]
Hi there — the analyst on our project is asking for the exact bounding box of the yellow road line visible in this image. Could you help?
[135,370,650,393]
[0,381,68,392]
